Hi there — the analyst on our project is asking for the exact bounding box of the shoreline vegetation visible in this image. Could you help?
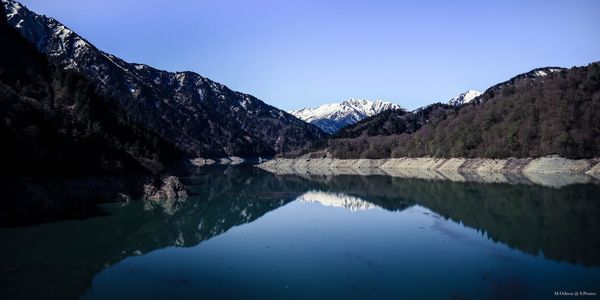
[256,156,600,188]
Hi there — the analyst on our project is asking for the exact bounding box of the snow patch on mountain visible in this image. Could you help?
[448,90,482,106]
[290,99,402,134]
[533,68,561,77]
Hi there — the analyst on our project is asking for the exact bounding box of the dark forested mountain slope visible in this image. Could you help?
[0,12,192,225]
[3,0,324,158]
[312,63,600,159]
[0,17,182,176]
[333,104,458,139]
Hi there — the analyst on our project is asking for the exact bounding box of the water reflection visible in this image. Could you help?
[261,164,600,188]
[300,174,600,266]
[0,167,302,300]
[297,191,380,211]
[1,166,599,300]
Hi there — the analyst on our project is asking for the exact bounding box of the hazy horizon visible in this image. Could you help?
[16,0,600,110]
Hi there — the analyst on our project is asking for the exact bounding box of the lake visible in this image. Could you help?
[1,166,599,299]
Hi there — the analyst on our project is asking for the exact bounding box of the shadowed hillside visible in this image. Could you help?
[0,15,186,225]
[3,0,325,158]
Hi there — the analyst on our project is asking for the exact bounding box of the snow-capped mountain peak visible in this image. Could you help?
[290,98,402,134]
[448,90,482,106]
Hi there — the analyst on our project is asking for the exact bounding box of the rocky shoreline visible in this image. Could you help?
[1,175,189,227]
[257,156,600,188]
[190,157,266,166]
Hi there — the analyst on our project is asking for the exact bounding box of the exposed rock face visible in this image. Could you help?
[260,156,600,174]
[143,176,189,201]
[586,163,600,177]
[257,157,600,188]
[3,0,324,157]
[188,156,265,167]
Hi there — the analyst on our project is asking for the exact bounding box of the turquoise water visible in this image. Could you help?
[1,167,599,299]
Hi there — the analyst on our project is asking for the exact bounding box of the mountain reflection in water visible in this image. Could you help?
[297,190,380,211]
[0,166,599,300]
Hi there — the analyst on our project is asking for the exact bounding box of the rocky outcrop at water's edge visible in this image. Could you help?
[1,175,190,227]
[143,176,189,201]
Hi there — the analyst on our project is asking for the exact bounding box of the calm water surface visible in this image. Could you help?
[1,167,599,299]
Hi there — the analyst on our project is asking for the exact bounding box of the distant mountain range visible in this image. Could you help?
[291,90,487,134]
[303,64,600,159]
[290,99,401,134]
[2,0,324,158]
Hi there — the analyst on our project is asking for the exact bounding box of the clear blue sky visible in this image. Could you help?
[18,0,600,110]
